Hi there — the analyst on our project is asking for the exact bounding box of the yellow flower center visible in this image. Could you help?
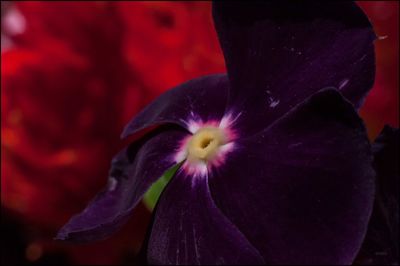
[186,126,226,163]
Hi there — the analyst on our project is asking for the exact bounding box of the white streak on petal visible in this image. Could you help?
[188,121,201,134]
[192,227,200,264]
[219,142,235,154]
[339,79,349,90]
[174,136,191,163]
[220,112,241,129]
[174,149,188,164]
[181,161,208,184]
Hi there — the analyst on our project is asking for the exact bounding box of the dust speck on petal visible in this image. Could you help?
[268,97,280,108]
[289,142,303,148]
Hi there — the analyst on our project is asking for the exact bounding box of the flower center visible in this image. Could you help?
[186,126,226,163]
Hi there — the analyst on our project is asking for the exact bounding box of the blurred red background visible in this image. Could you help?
[1,1,398,265]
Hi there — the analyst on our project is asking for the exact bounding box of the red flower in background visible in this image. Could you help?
[1,1,224,264]
[117,2,224,93]
[358,1,399,138]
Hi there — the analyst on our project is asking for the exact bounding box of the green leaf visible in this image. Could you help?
[142,163,182,211]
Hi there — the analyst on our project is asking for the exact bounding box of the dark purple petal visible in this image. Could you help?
[209,88,375,264]
[56,128,189,242]
[355,126,399,265]
[213,2,376,135]
[121,74,229,139]
[147,170,265,265]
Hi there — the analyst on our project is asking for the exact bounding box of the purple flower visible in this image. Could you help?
[355,126,399,265]
[57,2,377,265]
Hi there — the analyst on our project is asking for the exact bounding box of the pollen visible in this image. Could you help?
[186,126,226,163]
